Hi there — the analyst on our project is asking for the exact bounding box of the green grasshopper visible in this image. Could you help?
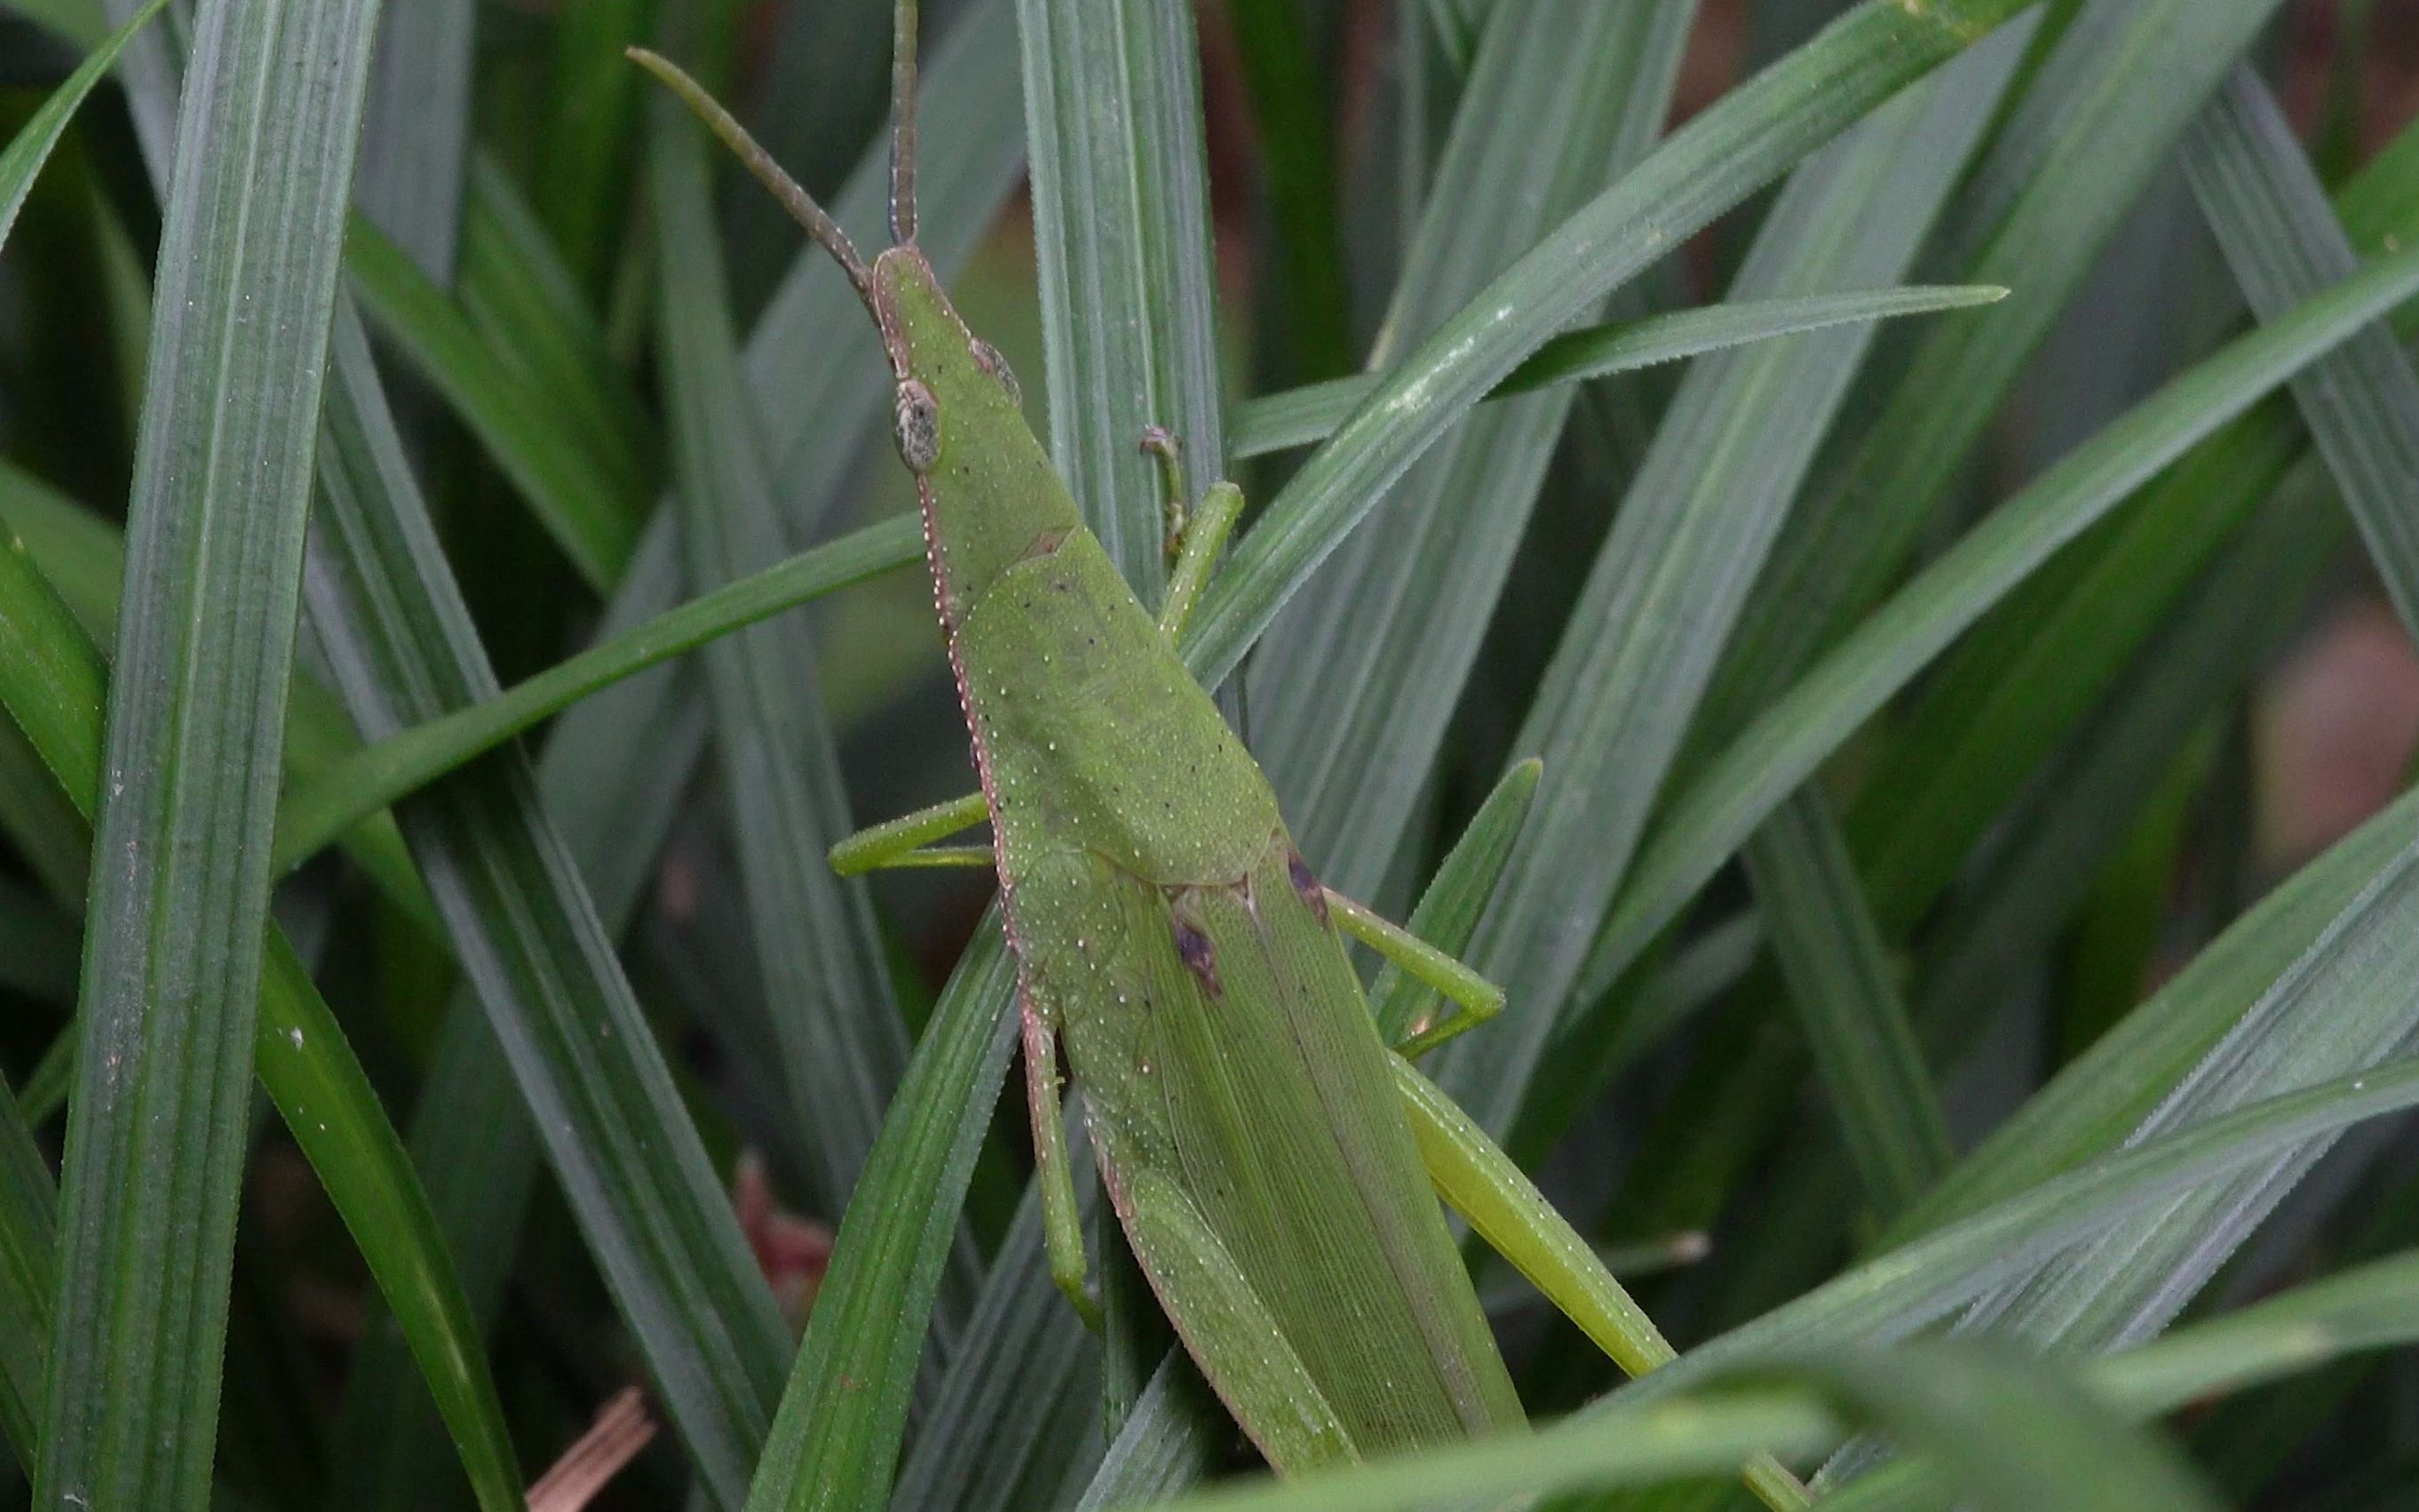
[637,9,1798,1493]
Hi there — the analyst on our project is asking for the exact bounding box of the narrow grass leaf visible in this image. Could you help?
[1180,0,2034,690]
[2187,67,2419,631]
[353,0,473,281]
[1743,793,1949,1220]
[40,4,381,1507]
[1437,40,2018,1136]
[305,307,790,1508]
[1588,238,2419,1002]
[0,382,522,1512]
[1250,0,1695,900]
[0,0,164,256]
[651,98,910,1215]
[1225,0,1354,383]
[272,513,922,872]
[1015,0,1228,591]
[742,922,1021,1512]
[1229,287,2006,460]
[347,215,644,588]
[1705,0,2292,740]
[1370,757,1540,1045]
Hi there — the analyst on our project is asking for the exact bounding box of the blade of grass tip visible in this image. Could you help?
[0,321,525,1512]
[0,1079,55,1465]
[1700,0,2295,756]
[38,4,381,1508]
[0,0,163,252]
[305,303,790,1507]
[1585,235,2419,1016]
[1369,757,1540,1046]
[271,513,923,873]
[1249,0,1695,902]
[1430,30,2022,1138]
[459,157,659,496]
[651,94,910,1216]
[1227,286,2008,459]
[1743,793,1950,1222]
[1016,0,1228,594]
[1178,0,2034,691]
[353,0,472,281]
[347,214,644,590]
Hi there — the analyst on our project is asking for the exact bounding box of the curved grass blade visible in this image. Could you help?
[1178,0,2035,689]
[1228,287,2007,459]
[0,368,523,1512]
[1369,757,1540,1045]
[270,511,921,872]
[0,0,165,256]
[38,3,384,1506]
[741,922,1021,1512]
[1586,237,2419,1001]
[347,216,645,589]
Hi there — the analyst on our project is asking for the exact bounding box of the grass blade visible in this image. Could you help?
[1589,237,2419,1006]
[1015,0,1228,592]
[650,94,910,1215]
[0,352,523,1512]
[0,0,163,255]
[1227,288,2007,459]
[347,215,646,588]
[353,0,472,281]
[1436,36,2018,1136]
[305,306,790,1508]
[0,1082,53,1466]
[1743,794,1949,1221]
[39,3,381,1505]
[1249,0,1695,899]
[271,513,921,873]
[1179,0,2034,689]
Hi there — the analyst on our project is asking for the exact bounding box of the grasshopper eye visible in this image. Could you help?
[971,338,1021,408]
[893,379,941,472]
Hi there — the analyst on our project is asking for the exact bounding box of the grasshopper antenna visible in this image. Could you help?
[890,0,920,244]
[626,46,880,324]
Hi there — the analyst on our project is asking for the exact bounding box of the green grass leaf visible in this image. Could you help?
[1229,289,2006,460]
[1015,0,1229,592]
[1181,0,2033,690]
[0,0,164,257]
[39,4,384,1505]
[1589,236,2419,1009]
[271,512,921,873]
